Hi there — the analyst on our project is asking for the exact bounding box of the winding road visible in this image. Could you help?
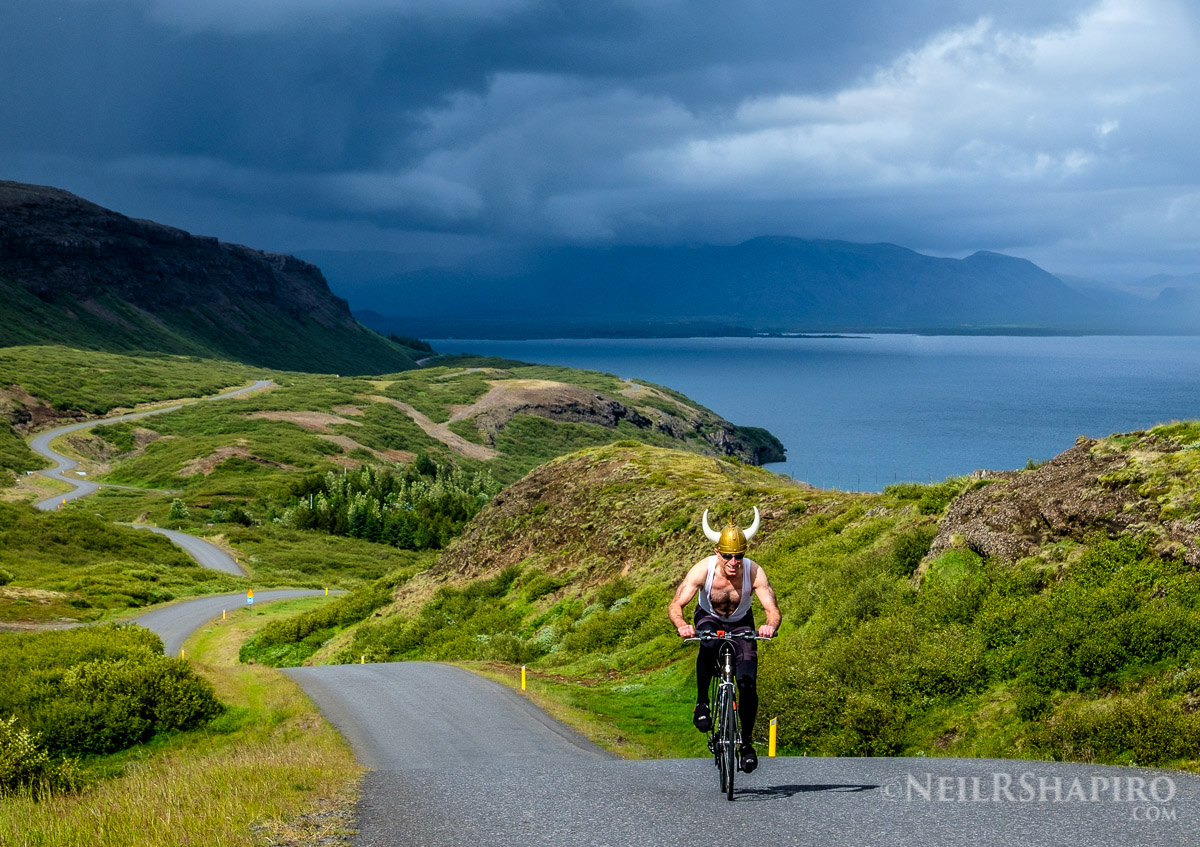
[30,379,272,511]
[27,379,1200,845]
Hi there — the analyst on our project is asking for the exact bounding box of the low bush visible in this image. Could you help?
[1034,693,1200,765]
[0,625,224,758]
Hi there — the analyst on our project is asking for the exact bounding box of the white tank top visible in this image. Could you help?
[697,555,755,623]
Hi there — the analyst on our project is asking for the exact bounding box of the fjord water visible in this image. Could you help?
[434,335,1200,492]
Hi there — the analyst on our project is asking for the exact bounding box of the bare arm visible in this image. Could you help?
[752,563,782,637]
[667,561,709,637]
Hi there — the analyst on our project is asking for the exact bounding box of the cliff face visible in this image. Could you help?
[0,180,418,374]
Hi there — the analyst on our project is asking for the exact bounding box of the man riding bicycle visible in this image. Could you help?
[668,506,781,773]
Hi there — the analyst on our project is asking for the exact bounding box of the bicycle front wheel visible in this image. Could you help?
[720,686,737,800]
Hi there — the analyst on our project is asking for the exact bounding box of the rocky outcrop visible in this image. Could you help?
[929,433,1200,566]
[0,180,417,374]
[457,378,784,465]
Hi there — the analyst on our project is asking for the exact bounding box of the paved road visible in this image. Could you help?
[134,596,1200,847]
[133,589,328,658]
[122,524,245,575]
[30,379,272,510]
[284,663,1200,847]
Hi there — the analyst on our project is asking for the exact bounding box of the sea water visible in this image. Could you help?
[429,335,1200,492]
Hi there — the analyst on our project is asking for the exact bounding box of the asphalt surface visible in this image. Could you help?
[122,524,245,575]
[284,662,1200,847]
[30,379,272,510]
[133,589,329,658]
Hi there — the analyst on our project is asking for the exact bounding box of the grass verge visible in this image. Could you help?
[0,596,362,847]
[466,658,709,760]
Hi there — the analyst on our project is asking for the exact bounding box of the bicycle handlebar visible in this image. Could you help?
[683,630,772,643]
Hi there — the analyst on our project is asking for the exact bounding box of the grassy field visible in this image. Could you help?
[0,595,361,847]
[0,346,260,415]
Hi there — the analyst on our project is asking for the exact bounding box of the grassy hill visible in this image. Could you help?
[247,432,1200,770]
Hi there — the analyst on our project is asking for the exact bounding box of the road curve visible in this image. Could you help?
[122,524,245,575]
[30,379,272,511]
[132,589,327,658]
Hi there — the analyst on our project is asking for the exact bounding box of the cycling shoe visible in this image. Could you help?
[740,744,758,773]
[693,702,712,732]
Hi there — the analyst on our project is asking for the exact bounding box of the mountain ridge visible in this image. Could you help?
[310,237,1187,339]
[0,180,420,374]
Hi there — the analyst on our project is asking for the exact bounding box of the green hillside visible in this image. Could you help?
[0,181,426,375]
[1,347,782,626]
[252,435,1200,770]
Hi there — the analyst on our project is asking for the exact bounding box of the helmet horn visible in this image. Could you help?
[744,506,760,541]
[702,509,721,544]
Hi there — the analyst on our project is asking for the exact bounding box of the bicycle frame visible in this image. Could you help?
[684,629,769,801]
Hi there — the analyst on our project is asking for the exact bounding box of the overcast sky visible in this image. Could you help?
[3,0,1198,283]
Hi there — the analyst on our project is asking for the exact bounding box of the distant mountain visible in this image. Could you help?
[313,239,1198,338]
[0,181,421,373]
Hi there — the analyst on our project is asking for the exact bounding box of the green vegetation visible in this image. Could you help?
[0,596,359,846]
[239,574,410,667]
[0,498,431,627]
[279,461,501,550]
[241,437,1200,771]
[0,421,44,484]
[0,502,239,624]
[0,346,259,414]
[0,625,221,786]
[0,272,422,376]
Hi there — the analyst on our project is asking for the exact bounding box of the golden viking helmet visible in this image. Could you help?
[702,506,760,555]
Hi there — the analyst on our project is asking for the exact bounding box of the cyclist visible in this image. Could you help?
[668,506,781,773]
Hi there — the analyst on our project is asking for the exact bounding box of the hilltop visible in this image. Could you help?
[0,180,420,374]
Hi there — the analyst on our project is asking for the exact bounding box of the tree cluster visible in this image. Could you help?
[279,459,500,550]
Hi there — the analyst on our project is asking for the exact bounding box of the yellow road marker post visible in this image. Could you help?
[769,718,777,757]
[180,649,185,660]
[360,655,365,664]
[521,666,527,691]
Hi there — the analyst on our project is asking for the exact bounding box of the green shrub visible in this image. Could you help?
[0,625,223,758]
[240,582,394,667]
[1035,694,1200,765]
[0,716,79,798]
[891,525,937,576]
[1013,680,1052,722]
[832,690,907,756]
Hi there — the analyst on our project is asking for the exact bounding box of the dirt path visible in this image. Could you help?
[364,396,499,460]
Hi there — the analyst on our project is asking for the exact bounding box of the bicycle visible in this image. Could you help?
[684,629,770,801]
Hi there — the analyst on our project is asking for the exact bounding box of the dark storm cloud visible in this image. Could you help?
[2,0,1197,281]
